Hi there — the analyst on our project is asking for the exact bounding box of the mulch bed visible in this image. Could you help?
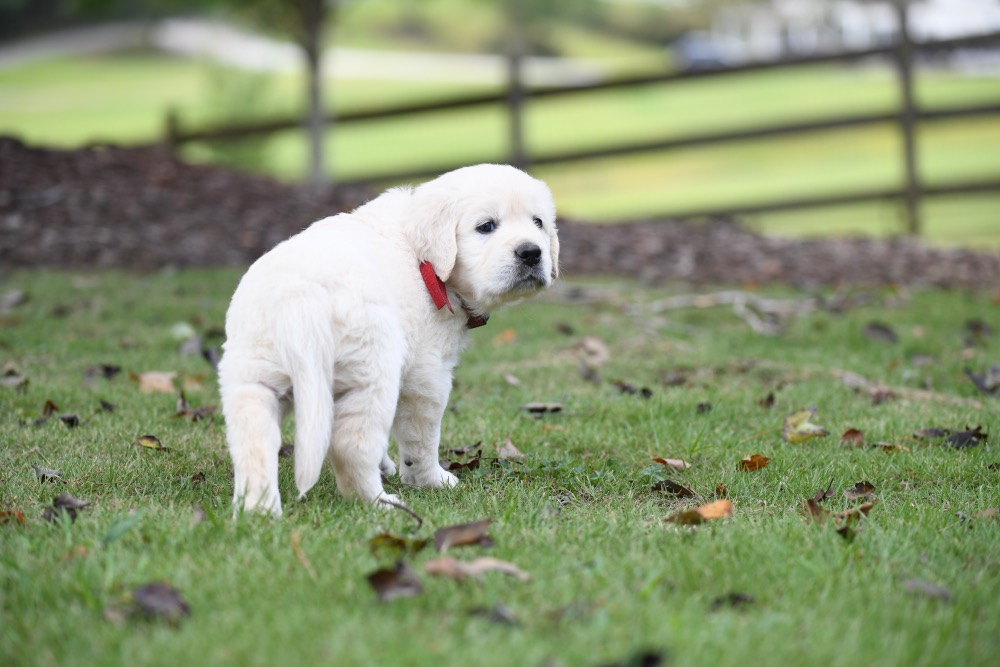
[2,136,998,289]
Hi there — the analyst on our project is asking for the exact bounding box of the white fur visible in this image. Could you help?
[218,164,559,516]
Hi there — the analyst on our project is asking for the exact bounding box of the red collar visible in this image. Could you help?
[419,261,489,329]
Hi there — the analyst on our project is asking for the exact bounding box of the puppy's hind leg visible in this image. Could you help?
[224,382,284,517]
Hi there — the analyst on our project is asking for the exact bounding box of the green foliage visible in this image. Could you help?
[1,270,998,666]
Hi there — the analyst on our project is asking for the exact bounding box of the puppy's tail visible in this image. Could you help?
[275,294,335,498]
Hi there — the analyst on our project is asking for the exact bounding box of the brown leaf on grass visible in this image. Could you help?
[947,425,988,449]
[666,499,733,526]
[758,392,776,409]
[133,434,167,451]
[715,483,728,498]
[424,556,530,582]
[835,501,876,541]
[652,457,690,471]
[802,498,829,523]
[445,442,482,458]
[83,364,121,387]
[367,561,423,602]
[1,509,26,525]
[503,373,521,387]
[598,649,667,667]
[913,427,951,440]
[133,582,191,621]
[59,413,81,428]
[738,454,770,472]
[131,371,177,394]
[32,464,64,483]
[811,478,836,502]
[434,519,494,552]
[497,437,525,460]
[175,390,217,421]
[42,493,89,523]
[42,399,59,417]
[841,428,865,446]
[446,457,481,472]
[844,481,876,500]
[521,402,564,415]
[782,406,829,443]
[964,364,1000,395]
[709,591,756,612]
[577,336,611,368]
[652,479,695,497]
[369,533,430,560]
[491,328,518,346]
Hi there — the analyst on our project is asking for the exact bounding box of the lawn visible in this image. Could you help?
[1,270,998,667]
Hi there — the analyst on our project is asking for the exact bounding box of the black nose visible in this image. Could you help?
[515,243,542,267]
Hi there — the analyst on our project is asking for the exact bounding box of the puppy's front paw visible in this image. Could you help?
[379,452,397,478]
[400,464,460,489]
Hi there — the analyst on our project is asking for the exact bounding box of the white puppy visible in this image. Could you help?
[218,164,559,516]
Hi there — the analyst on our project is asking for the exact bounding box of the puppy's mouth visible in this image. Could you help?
[508,265,550,293]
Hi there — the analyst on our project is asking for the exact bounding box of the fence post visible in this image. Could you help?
[892,0,921,235]
[165,107,180,151]
[506,48,527,170]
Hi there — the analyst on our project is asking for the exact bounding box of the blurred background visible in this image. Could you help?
[1,0,999,248]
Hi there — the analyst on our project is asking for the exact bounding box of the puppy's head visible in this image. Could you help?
[408,164,559,315]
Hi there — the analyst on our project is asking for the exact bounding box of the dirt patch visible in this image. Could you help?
[2,136,998,289]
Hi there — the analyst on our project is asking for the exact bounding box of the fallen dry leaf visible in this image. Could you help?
[1,509,26,525]
[652,457,690,471]
[802,498,829,523]
[913,427,951,440]
[844,481,876,500]
[758,392,776,409]
[811,478,836,503]
[369,533,430,560]
[131,371,177,394]
[577,336,611,368]
[834,501,876,541]
[424,556,530,582]
[491,328,518,346]
[666,499,734,526]
[32,464,64,483]
[521,402,564,415]
[738,454,770,472]
[175,390,217,421]
[434,519,494,552]
[42,493,89,523]
[497,437,525,460]
[133,434,167,451]
[863,321,899,344]
[132,582,191,621]
[947,425,988,449]
[710,591,755,612]
[652,479,695,497]
[841,428,865,446]
[715,483,728,498]
[503,373,521,387]
[783,407,829,443]
[367,561,423,602]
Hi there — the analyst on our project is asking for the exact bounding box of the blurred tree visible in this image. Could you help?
[226,0,333,186]
[3,0,336,185]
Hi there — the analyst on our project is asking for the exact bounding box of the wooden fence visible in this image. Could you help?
[165,12,1000,236]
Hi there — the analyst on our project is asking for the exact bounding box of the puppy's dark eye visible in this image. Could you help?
[533,216,544,230]
[476,219,497,234]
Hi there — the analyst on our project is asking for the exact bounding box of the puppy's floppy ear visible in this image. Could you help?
[406,183,460,282]
[548,224,561,281]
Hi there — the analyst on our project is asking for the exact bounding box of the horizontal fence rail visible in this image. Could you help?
[164,22,1000,235]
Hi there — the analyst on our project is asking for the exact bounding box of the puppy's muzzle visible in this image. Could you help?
[515,243,542,267]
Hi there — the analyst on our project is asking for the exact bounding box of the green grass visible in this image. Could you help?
[2,269,999,667]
